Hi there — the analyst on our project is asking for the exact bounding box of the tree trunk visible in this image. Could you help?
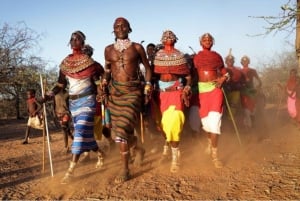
[296,0,300,69]
[15,94,21,119]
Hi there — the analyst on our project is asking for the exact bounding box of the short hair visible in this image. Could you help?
[241,55,250,63]
[27,89,36,95]
[199,33,215,44]
[225,55,235,62]
[113,17,132,33]
[290,68,297,74]
[146,43,155,49]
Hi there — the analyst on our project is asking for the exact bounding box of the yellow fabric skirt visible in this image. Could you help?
[161,106,185,142]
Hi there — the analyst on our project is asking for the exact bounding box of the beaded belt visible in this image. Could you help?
[160,86,182,92]
[69,91,94,100]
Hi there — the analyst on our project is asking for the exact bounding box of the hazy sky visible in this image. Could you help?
[1,0,294,69]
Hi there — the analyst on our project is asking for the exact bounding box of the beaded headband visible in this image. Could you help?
[71,30,86,42]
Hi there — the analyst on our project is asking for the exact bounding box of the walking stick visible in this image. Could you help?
[40,74,54,176]
[140,112,144,144]
[222,88,242,146]
[42,81,46,172]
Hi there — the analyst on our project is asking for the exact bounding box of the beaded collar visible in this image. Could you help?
[154,49,187,66]
[60,54,94,73]
[114,39,132,52]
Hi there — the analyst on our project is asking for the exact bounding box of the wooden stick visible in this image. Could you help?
[40,74,54,176]
[140,112,144,144]
[222,88,242,146]
[40,75,46,172]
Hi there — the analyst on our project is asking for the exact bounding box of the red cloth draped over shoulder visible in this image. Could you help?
[286,77,297,91]
[193,50,226,74]
[241,95,256,112]
[27,97,36,104]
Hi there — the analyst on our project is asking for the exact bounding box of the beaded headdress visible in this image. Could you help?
[160,30,178,43]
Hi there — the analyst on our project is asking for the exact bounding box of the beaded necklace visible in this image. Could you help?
[113,39,139,80]
[114,39,132,52]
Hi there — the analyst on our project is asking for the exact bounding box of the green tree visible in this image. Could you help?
[0,22,49,119]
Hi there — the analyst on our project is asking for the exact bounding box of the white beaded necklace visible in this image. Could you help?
[114,39,132,52]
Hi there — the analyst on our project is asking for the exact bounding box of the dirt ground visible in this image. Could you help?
[1,105,300,200]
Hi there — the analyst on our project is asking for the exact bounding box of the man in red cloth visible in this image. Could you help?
[223,50,245,123]
[193,33,229,168]
[240,55,262,129]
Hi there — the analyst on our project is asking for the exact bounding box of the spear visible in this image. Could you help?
[188,46,196,54]
[40,74,54,176]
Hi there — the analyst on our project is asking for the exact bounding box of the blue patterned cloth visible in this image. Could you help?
[69,92,98,155]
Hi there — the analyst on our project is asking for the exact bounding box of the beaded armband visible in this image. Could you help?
[144,82,151,95]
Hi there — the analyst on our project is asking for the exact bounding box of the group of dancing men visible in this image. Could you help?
[22,17,263,184]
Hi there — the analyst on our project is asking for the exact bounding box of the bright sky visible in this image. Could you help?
[1,0,294,70]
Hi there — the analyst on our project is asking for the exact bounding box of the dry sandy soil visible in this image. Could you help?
[0,105,300,200]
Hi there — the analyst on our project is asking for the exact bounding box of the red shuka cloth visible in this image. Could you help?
[193,50,226,75]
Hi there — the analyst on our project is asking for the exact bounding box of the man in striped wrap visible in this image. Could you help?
[193,33,229,168]
[101,17,152,183]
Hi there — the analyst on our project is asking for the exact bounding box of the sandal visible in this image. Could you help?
[114,170,131,184]
[204,146,212,155]
[95,149,105,169]
[80,151,91,163]
[61,172,73,184]
[212,158,223,168]
[170,162,179,173]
